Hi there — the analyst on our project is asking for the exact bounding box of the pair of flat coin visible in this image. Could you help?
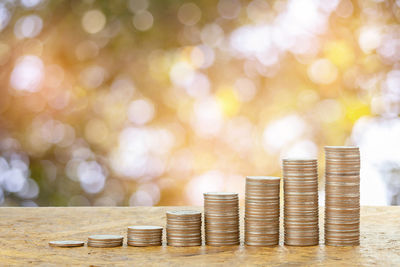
[49,240,84,247]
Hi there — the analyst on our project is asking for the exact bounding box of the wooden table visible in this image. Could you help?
[0,206,399,266]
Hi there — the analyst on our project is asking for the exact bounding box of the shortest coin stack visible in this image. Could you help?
[127,226,163,247]
[166,210,202,247]
[87,235,123,248]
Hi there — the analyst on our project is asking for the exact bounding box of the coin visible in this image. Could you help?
[88,235,123,241]
[324,146,360,247]
[87,243,122,248]
[282,158,319,246]
[87,241,123,248]
[166,210,202,247]
[244,176,280,247]
[128,226,163,231]
[49,240,85,247]
[87,235,123,248]
[127,225,163,247]
[204,192,239,246]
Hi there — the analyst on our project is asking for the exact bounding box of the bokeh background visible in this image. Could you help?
[0,0,399,207]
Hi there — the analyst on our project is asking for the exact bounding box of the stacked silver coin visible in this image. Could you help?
[87,235,123,248]
[204,192,240,246]
[166,210,202,247]
[245,176,280,246]
[127,226,163,247]
[324,146,360,246]
[283,158,319,246]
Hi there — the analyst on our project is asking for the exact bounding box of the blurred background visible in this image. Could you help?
[0,0,399,207]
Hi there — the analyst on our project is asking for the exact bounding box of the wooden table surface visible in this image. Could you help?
[0,206,399,266]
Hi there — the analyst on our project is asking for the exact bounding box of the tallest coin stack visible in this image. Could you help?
[324,146,360,246]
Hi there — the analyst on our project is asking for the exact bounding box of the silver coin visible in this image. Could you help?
[49,240,85,247]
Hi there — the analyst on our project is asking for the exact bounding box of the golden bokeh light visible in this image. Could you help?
[81,9,106,34]
[0,0,398,207]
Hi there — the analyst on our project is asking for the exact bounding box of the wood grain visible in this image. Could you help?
[0,206,398,266]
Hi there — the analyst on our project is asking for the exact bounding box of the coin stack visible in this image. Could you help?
[87,235,123,248]
[324,146,360,246]
[204,192,240,246]
[282,158,319,246]
[127,226,163,247]
[245,176,280,246]
[166,210,202,247]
